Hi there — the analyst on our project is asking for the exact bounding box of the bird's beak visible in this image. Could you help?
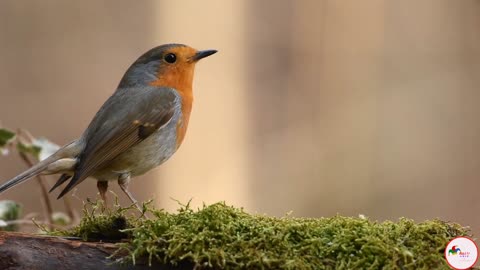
[191,50,217,62]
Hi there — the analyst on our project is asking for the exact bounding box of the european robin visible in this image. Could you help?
[0,44,217,207]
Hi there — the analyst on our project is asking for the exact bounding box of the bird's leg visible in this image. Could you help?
[118,173,142,212]
[97,181,108,208]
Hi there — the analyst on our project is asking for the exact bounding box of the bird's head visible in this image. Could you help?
[119,44,217,90]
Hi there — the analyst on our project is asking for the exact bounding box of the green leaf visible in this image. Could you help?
[0,200,21,231]
[17,142,42,159]
[0,128,16,148]
[16,138,60,161]
[33,138,60,161]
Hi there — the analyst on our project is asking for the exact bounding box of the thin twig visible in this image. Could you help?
[3,219,64,230]
[17,129,77,224]
[62,196,79,224]
[18,152,53,230]
[16,129,54,230]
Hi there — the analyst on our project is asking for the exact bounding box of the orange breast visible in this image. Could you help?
[174,91,193,148]
[149,63,195,149]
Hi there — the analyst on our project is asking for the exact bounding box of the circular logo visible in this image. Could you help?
[445,237,478,269]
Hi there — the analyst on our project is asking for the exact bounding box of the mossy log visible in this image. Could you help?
[0,202,473,269]
[0,232,193,270]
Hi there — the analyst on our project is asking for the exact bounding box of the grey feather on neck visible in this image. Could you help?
[118,60,160,88]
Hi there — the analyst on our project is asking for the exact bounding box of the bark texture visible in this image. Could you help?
[0,232,193,270]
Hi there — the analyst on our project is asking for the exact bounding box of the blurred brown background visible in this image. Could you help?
[1,0,480,236]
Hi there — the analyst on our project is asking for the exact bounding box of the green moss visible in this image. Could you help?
[52,198,133,241]
[54,200,469,269]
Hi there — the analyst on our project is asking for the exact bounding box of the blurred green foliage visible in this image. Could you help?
[0,126,69,231]
[0,200,21,231]
[0,127,59,160]
[0,128,16,154]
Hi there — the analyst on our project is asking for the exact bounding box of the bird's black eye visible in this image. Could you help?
[164,53,176,63]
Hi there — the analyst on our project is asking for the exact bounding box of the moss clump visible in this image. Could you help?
[53,199,133,241]
[55,201,469,269]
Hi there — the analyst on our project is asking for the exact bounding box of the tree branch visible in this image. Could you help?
[0,232,194,270]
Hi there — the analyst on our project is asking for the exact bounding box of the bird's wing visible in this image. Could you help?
[57,86,178,198]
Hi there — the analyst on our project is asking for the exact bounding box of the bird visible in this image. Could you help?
[0,44,217,208]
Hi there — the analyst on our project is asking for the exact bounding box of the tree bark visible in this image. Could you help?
[0,232,194,270]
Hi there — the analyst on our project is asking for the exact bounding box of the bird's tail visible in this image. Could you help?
[0,155,59,193]
[0,141,80,194]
